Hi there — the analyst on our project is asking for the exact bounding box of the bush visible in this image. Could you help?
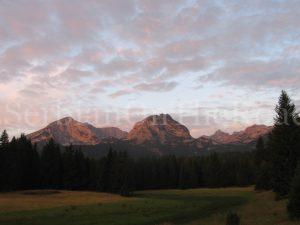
[226,212,240,225]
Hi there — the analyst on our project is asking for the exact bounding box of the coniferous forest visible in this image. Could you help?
[0,132,255,194]
[0,91,300,218]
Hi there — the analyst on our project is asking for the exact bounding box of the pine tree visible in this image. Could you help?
[118,152,134,196]
[0,130,9,190]
[5,136,20,190]
[2,136,9,190]
[178,158,199,189]
[62,145,77,189]
[287,162,300,219]
[74,148,89,189]
[269,91,300,197]
[17,134,40,189]
[0,130,9,146]
[98,148,115,192]
[86,158,99,190]
[40,139,62,189]
[255,137,272,190]
[206,153,222,187]
[255,137,265,166]
[166,155,179,188]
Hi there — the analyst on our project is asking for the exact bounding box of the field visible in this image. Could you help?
[0,187,298,225]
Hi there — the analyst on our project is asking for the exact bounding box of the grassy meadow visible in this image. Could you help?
[0,187,298,225]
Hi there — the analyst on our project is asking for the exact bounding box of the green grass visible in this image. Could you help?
[0,187,298,225]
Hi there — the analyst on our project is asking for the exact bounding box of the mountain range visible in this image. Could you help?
[27,114,272,155]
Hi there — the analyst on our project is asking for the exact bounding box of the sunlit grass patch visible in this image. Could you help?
[0,190,127,212]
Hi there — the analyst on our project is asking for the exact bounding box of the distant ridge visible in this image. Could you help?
[27,115,272,153]
[197,124,272,146]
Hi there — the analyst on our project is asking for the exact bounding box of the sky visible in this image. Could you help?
[0,0,300,138]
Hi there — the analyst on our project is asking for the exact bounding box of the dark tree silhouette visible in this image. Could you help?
[287,162,300,219]
[268,91,300,197]
[0,131,257,193]
[0,130,9,146]
[255,137,272,190]
[40,139,63,189]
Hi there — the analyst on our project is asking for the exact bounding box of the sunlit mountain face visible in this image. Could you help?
[26,114,272,157]
[1,0,300,138]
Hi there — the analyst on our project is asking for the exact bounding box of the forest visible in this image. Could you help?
[0,133,255,194]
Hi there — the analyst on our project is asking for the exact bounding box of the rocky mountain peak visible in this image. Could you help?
[210,129,233,144]
[128,114,192,145]
[27,117,128,145]
[56,116,74,123]
[213,129,230,136]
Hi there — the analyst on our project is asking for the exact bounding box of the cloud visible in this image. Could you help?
[134,81,178,92]
[96,58,140,77]
[1,0,300,136]
[199,59,300,89]
[109,80,178,98]
[109,89,133,98]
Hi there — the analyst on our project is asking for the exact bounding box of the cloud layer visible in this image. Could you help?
[0,0,300,137]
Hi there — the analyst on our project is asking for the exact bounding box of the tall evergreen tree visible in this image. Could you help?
[17,134,40,189]
[98,147,115,192]
[205,153,222,187]
[0,130,9,146]
[255,137,265,166]
[287,162,300,219]
[255,137,272,190]
[178,157,199,189]
[0,131,6,189]
[269,91,300,197]
[40,139,63,189]
[74,148,89,189]
[5,136,20,190]
[0,130,9,190]
[62,145,77,189]
[117,151,134,196]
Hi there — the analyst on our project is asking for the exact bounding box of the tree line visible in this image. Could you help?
[254,91,300,219]
[0,131,255,195]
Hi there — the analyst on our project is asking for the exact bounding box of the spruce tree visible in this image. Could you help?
[178,158,198,189]
[118,152,134,196]
[255,137,265,166]
[17,134,40,189]
[40,139,63,189]
[287,162,300,219]
[2,136,9,190]
[0,130,9,146]
[0,130,9,190]
[74,148,89,189]
[206,153,222,187]
[98,148,115,192]
[255,137,272,190]
[62,145,77,189]
[269,91,300,197]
